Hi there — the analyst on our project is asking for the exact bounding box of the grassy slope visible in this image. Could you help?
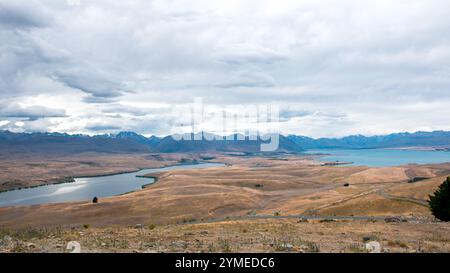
[1,154,450,228]
[1,218,449,253]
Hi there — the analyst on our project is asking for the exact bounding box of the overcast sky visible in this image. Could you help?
[1,0,450,137]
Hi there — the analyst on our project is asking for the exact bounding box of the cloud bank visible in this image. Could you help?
[1,0,450,137]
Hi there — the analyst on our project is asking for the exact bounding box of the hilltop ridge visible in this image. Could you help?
[1,130,449,155]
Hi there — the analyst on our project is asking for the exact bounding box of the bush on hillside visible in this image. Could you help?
[428,177,450,221]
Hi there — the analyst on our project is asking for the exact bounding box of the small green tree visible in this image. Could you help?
[428,177,450,221]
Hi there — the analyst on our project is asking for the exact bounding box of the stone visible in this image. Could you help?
[66,241,81,253]
[299,245,309,251]
[365,241,381,253]
[281,243,293,251]
[26,243,37,249]
[3,236,12,244]
[2,236,13,248]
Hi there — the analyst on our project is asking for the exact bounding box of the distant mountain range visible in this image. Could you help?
[0,130,152,155]
[0,131,302,155]
[1,130,449,155]
[287,131,450,149]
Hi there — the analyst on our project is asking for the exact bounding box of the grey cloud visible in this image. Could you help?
[101,104,153,117]
[82,96,118,104]
[0,1,51,29]
[1,0,450,136]
[85,124,122,132]
[0,103,66,121]
[0,118,55,133]
[0,34,50,92]
[54,71,126,99]
[215,82,274,89]
[215,71,275,89]
[219,50,286,66]
[279,109,314,122]
[83,114,175,135]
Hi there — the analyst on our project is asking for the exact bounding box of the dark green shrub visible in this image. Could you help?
[428,177,450,221]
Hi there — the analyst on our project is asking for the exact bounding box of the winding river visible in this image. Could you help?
[0,162,225,207]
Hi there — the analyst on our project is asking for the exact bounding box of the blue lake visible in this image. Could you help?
[0,162,225,207]
[306,148,450,167]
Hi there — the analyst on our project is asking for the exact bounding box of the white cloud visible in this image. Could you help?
[0,120,10,127]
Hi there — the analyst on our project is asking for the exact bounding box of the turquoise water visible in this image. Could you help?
[306,149,450,167]
[0,163,225,207]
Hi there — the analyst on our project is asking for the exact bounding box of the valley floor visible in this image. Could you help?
[0,152,449,252]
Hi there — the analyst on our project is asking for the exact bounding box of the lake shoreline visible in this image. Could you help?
[0,161,227,207]
[0,160,223,194]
